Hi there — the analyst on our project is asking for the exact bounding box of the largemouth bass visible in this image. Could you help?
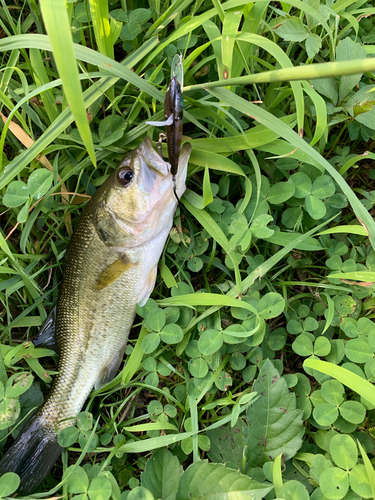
[0,137,191,495]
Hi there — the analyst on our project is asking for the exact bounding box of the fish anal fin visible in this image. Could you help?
[95,257,135,290]
[33,306,57,351]
[137,266,158,307]
[94,344,127,389]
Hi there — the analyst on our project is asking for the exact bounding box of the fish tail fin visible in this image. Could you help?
[0,414,63,495]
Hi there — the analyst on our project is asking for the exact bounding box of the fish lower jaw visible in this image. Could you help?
[110,223,173,254]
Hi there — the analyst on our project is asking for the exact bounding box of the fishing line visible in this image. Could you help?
[172,175,180,204]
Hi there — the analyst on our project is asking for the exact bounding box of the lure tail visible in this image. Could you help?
[0,414,63,495]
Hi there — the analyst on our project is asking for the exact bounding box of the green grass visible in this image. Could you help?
[1,0,375,499]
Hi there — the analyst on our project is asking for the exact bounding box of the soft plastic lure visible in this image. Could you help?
[147,54,184,179]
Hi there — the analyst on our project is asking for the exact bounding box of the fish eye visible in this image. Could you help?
[117,168,134,187]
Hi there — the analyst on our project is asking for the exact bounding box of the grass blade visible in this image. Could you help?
[357,440,375,500]
[39,0,96,166]
[303,359,375,406]
[184,58,375,91]
[206,87,375,250]
[0,36,159,189]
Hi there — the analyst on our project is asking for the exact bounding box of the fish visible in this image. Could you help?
[0,137,192,495]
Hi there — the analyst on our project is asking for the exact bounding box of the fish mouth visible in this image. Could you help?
[138,137,170,177]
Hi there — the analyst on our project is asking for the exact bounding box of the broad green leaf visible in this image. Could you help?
[230,351,246,370]
[76,412,94,431]
[313,403,338,426]
[58,426,80,447]
[0,397,20,429]
[207,420,247,469]
[346,339,373,363]
[27,169,53,200]
[98,114,126,146]
[310,454,333,485]
[289,172,312,198]
[141,448,182,500]
[198,329,223,356]
[147,309,166,332]
[87,476,112,500]
[321,380,344,406]
[64,465,89,494]
[330,434,357,470]
[267,181,295,204]
[17,199,29,224]
[3,181,29,207]
[339,401,366,424]
[160,324,183,344]
[278,480,310,500]
[337,38,367,104]
[5,372,33,398]
[312,175,336,199]
[79,431,99,453]
[246,359,304,466]
[187,257,203,272]
[127,486,154,500]
[0,472,20,497]
[305,33,322,59]
[292,335,314,357]
[188,357,208,378]
[304,194,326,220]
[314,337,331,357]
[176,460,272,500]
[142,332,161,354]
[320,467,349,499]
[274,17,308,42]
[250,214,274,239]
[265,232,323,251]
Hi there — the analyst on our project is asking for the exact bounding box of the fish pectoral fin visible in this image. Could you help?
[95,257,136,290]
[94,343,127,389]
[33,306,57,351]
[137,266,158,307]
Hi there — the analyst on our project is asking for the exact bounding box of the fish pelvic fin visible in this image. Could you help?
[94,342,127,389]
[0,414,63,495]
[95,257,136,290]
[137,265,158,307]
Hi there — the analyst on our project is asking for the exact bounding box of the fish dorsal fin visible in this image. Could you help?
[95,256,135,290]
[33,306,57,351]
[137,266,158,307]
[94,343,127,389]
